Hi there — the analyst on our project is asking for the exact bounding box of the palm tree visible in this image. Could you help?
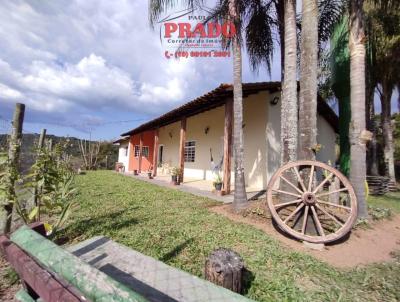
[366,1,400,183]
[299,0,318,161]
[149,0,248,208]
[349,0,368,219]
[229,0,248,211]
[280,0,298,165]
[331,15,352,176]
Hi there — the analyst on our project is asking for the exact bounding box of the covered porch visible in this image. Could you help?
[123,172,265,203]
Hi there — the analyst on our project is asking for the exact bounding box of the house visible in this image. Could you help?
[114,82,338,194]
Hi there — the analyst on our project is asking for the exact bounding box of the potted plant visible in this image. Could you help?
[213,173,223,192]
[170,167,181,185]
[147,166,153,179]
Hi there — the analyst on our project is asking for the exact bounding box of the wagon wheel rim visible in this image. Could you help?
[266,160,358,244]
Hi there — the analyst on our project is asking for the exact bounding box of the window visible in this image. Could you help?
[124,146,128,157]
[142,146,149,158]
[134,145,149,158]
[134,145,140,157]
[184,141,195,162]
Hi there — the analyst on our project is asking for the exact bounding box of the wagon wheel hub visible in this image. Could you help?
[302,192,316,205]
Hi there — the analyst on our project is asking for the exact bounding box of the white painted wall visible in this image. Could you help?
[117,141,129,171]
[316,115,337,165]
[266,92,282,184]
[243,91,269,189]
[157,121,180,174]
[155,91,337,190]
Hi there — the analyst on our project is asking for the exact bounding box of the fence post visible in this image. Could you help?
[0,103,25,234]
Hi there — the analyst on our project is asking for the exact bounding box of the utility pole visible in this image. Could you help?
[0,103,25,234]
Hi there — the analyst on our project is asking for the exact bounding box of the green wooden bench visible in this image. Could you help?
[0,225,254,302]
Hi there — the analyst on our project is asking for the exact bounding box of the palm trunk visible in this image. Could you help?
[299,0,318,161]
[349,0,368,219]
[368,108,379,176]
[366,84,379,175]
[277,0,285,81]
[281,0,298,165]
[230,0,247,211]
[380,81,395,182]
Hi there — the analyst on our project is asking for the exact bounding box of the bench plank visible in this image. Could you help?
[67,236,254,302]
[0,235,82,302]
[11,226,148,302]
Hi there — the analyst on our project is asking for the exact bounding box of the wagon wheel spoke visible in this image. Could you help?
[301,205,309,234]
[314,203,344,226]
[316,187,348,198]
[312,172,334,194]
[279,175,304,194]
[274,198,302,209]
[292,167,307,192]
[272,189,302,198]
[283,203,305,224]
[311,206,325,237]
[308,165,315,191]
[316,199,351,211]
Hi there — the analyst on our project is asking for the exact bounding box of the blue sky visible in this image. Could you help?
[0,1,397,140]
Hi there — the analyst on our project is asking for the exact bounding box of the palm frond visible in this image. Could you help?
[148,0,204,28]
[245,0,275,74]
[318,0,347,47]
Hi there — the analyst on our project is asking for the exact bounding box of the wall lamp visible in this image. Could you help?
[270,96,280,105]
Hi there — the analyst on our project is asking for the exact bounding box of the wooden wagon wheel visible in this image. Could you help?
[266,160,357,244]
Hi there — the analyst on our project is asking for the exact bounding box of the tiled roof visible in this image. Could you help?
[121,82,338,136]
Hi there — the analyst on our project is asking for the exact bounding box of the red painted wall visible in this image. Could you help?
[128,130,155,172]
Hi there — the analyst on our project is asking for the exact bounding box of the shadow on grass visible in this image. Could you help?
[58,207,141,243]
[160,238,194,262]
[242,267,255,295]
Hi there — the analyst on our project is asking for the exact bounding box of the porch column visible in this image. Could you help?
[179,118,187,182]
[152,128,159,177]
[138,133,143,173]
[223,99,233,194]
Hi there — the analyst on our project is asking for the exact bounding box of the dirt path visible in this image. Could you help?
[210,203,400,268]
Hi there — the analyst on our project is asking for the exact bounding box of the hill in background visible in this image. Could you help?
[0,133,118,172]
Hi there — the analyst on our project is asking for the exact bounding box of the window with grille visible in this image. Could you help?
[142,146,149,158]
[134,145,149,158]
[134,145,140,157]
[124,146,128,156]
[184,141,195,162]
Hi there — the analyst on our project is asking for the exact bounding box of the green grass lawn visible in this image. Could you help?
[62,171,400,302]
[368,192,400,213]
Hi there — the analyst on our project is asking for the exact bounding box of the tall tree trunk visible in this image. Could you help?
[277,0,285,81]
[367,89,379,176]
[366,84,379,175]
[299,0,318,161]
[281,0,298,165]
[230,0,247,211]
[381,81,395,182]
[349,0,368,219]
[331,15,351,176]
[0,103,25,234]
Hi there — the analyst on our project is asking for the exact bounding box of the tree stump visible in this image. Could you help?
[204,248,244,294]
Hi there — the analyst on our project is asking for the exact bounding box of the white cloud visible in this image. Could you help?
[0,83,23,99]
[0,0,267,135]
